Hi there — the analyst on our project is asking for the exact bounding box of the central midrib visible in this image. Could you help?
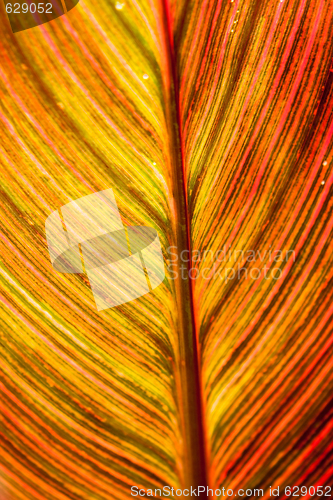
[160,0,208,493]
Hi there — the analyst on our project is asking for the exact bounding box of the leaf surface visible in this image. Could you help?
[177,0,333,491]
[0,0,204,496]
[0,0,333,498]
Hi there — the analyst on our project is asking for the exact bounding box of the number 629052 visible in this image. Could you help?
[6,3,53,13]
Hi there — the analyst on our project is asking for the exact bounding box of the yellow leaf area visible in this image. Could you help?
[0,0,192,498]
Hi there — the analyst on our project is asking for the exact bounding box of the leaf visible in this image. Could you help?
[0,1,204,497]
[177,0,333,491]
[0,0,332,499]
